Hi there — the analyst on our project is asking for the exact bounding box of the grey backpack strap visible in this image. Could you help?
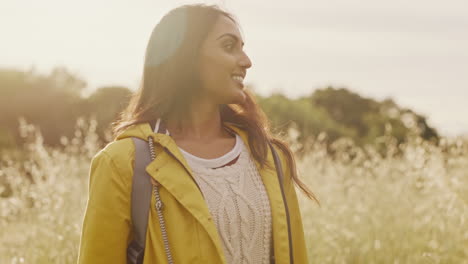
[268,141,294,264]
[127,137,153,264]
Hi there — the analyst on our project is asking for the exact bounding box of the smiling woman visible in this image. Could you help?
[77,3,317,264]
[197,14,251,106]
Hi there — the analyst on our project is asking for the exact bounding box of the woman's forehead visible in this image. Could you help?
[208,16,243,42]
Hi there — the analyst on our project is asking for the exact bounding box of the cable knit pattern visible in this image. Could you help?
[180,138,272,264]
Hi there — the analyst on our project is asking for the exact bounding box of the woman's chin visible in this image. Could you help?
[217,86,247,105]
[231,89,246,105]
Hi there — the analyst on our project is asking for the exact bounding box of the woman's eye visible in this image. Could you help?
[224,44,234,51]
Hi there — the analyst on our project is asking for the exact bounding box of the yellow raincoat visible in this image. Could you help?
[77,122,309,264]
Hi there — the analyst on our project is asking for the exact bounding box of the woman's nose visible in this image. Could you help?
[239,51,252,69]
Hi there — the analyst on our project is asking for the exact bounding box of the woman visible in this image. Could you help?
[78,3,317,264]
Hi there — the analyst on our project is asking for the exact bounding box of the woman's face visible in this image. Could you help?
[197,15,252,105]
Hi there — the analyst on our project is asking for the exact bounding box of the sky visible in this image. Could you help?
[1,0,467,136]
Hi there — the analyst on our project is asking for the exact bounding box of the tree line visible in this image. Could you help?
[0,67,438,150]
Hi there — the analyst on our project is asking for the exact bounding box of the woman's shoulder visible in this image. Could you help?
[92,138,136,171]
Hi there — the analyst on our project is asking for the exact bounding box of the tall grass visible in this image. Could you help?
[0,118,100,264]
[297,134,468,263]
[0,119,467,263]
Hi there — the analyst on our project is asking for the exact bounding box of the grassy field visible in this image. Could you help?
[1,119,467,264]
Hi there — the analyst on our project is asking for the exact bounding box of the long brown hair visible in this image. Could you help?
[112,3,318,202]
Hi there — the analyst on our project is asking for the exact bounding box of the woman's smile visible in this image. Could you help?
[232,75,244,88]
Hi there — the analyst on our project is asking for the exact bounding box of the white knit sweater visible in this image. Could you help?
[178,133,273,264]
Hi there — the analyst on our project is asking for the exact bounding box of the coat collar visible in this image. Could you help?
[115,120,291,263]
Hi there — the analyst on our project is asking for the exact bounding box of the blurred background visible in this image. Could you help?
[1,0,467,263]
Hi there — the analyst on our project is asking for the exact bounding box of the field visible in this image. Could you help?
[1,119,467,264]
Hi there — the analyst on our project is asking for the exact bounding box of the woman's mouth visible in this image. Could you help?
[232,75,244,87]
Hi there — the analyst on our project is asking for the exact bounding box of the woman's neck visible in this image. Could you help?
[165,101,231,141]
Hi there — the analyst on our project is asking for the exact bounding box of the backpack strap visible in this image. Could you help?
[268,141,294,264]
[127,137,154,264]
